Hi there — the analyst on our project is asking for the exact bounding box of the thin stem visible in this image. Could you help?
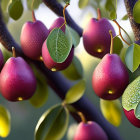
[60,3,70,29]
[12,47,16,57]
[113,20,131,46]
[77,111,87,123]
[31,0,36,22]
[97,8,101,20]
[109,30,114,54]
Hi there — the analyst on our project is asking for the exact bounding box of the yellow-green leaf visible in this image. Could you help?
[0,105,11,138]
[100,99,121,127]
[64,80,86,104]
[133,0,140,24]
[78,0,89,9]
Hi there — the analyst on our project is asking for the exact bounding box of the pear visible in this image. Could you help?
[74,121,108,140]
[0,48,36,101]
[92,54,129,100]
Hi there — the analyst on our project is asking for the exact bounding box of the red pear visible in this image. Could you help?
[74,121,108,140]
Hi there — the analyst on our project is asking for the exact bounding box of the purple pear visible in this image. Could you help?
[0,48,4,70]
[74,121,108,140]
[92,54,129,100]
[20,20,49,59]
[83,18,116,58]
[0,57,37,101]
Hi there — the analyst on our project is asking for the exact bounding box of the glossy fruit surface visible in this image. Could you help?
[83,18,116,58]
[74,121,108,140]
[92,54,129,100]
[123,109,140,128]
[20,20,49,59]
[42,41,74,71]
[0,57,36,101]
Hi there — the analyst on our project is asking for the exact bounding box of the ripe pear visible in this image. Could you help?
[49,17,65,33]
[83,18,116,58]
[92,54,129,100]
[42,41,74,71]
[20,20,49,59]
[74,121,108,140]
[0,56,36,101]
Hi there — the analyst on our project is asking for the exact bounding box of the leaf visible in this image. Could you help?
[61,56,83,80]
[125,43,140,72]
[113,36,123,55]
[8,0,24,20]
[78,0,89,9]
[133,0,140,24]
[64,80,86,104]
[121,14,128,20]
[64,0,70,4]
[35,104,69,140]
[26,0,42,10]
[47,28,72,63]
[0,105,11,138]
[66,26,80,47]
[1,0,10,12]
[135,102,140,119]
[122,76,140,111]
[100,99,121,127]
[30,67,48,108]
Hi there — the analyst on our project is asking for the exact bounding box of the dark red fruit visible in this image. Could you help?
[92,54,129,100]
[0,57,36,101]
[74,121,108,140]
[42,41,74,71]
[20,20,49,59]
[83,18,116,58]
[123,108,140,128]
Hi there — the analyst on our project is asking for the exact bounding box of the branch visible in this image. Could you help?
[124,0,140,42]
[42,0,83,37]
[0,5,122,140]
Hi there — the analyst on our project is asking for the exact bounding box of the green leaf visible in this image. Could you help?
[113,36,123,55]
[121,14,128,20]
[64,0,70,4]
[0,105,11,138]
[61,56,83,80]
[47,28,72,63]
[78,0,89,9]
[8,0,23,20]
[1,0,10,12]
[133,0,140,24]
[122,76,140,111]
[125,43,140,72]
[66,26,80,47]
[64,80,86,104]
[30,67,48,108]
[35,104,69,140]
[135,102,140,119]
[26,0,42,10]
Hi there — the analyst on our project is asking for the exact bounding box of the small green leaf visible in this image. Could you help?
[62,56,83,80]
[26,0,42,10]
[64,0,70,4]
[122,76,140,111]
[113,36,123,55]
[125,43,140,72]
[1,0,10,12]
[133,0,140,24]
[66,26,80,47]
[47,28,72,63]
[64,80,86,104]
[35,104,69,140]
[135,102,140,119]
[78,0,89,9]
[0,105,11,138]
[110,11,117,20]
[121,14,128,20]
[8,0,23,20]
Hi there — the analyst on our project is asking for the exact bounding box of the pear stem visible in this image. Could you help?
[12,47,16,57]
[59,3,70,29]
[31,0,36,22]
[112,20,131,46]
[97,8,101,20]
[109,30,114,54]
[77,111,87,123]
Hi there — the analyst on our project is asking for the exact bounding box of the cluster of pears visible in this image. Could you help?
[20,16,74,71]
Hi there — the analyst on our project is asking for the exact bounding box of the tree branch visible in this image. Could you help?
[42,0,83,37]
[124,0,140,42]
[0,4,122,140]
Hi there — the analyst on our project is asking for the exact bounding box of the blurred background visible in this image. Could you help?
[0,0,139,140]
